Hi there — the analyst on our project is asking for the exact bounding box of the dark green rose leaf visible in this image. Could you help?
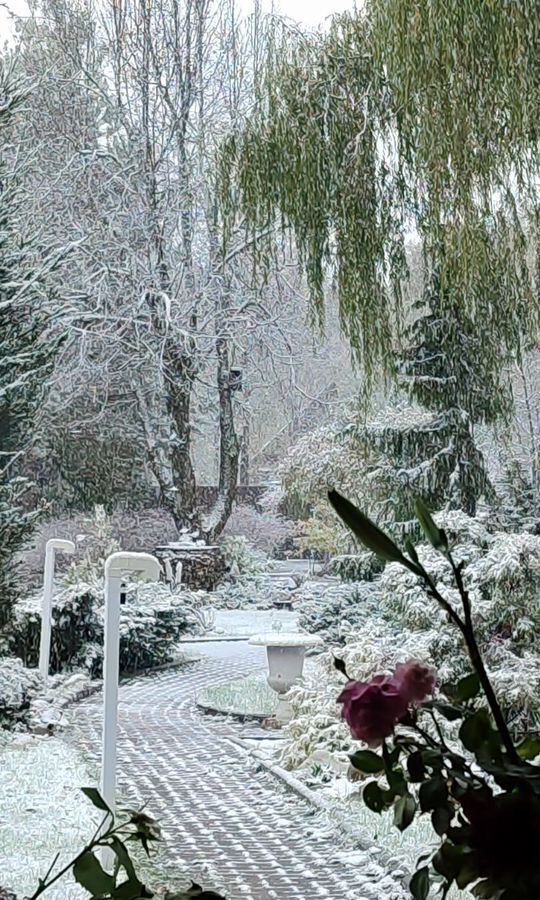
[414,498,447,550]
[386,764,408,797]
[428,700,464,722]
[419,748,444,771]
[81,787,112,814]
[431,805,451,836]
[333,656,349,679]
[419,776,448,812]
[111,880,150,899]
[407,751,426,783]
[108,837,138,880]
[432,842,466,881]
[405,539,419,565]
[363,780,388,813]
[410,866,430,900]
[73,851,115,894]
[328,491,415,569]
[471,880,500,898]
[349,750,385,774]
[393,793,417,831]
[459,709,496,753]
[455,672,480,702]
[456,856,481,890]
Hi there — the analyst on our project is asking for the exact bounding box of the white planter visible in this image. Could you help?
[249,633,323,721]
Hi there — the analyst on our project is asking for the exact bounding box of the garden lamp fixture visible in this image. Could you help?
[39,538,75,683]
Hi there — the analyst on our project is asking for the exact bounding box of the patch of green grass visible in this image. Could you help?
[198,673,278,718]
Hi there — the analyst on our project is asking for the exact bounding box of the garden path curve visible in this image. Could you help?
[69,641,406,900]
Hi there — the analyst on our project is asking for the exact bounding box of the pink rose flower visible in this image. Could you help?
[393,660,437,704]
[337,675,409,747]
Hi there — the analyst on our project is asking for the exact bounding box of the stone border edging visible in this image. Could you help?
[59,680,102,709]
[195,699,271,723]
[179,635,251,643]
[226,735,413,893]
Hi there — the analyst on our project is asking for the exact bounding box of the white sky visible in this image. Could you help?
[0,0,356,41]
[249,0,355,24]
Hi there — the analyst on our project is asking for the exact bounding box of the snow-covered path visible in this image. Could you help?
[69,641,406,900]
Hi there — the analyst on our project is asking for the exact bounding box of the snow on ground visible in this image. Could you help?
[209,608,298,637]
[0,733,100,899]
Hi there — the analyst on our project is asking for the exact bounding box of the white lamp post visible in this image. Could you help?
[39,538,75,683]
[100,551,161,815]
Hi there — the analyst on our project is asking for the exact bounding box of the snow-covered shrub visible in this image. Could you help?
[220,535,268,576]
[15,507,178,589]
[281,658,353,770]
[294,514,342,558]
[8,580,191,678]
[0,657,42,728]
[278,423,367,555]
[115,583,191,674]
[296,581,381,644]
[283,511,540,770]
[212,576,283,610]
[327,551,384,582]
[221,500,292,554]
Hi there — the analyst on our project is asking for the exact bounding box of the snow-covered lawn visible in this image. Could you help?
[0,734,100,899]
[0,733,187,898]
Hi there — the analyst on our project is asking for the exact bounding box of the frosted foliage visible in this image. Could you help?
[279,423,369,518]
[0,657,42,727]
[285,511,540,771]
[282,666,354,770]
[297,581,383,644]
[278,422,373,554]
[9,578,191,677]
[220,535,268,576]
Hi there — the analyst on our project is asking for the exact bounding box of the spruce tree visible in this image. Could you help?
[350,260,506,536]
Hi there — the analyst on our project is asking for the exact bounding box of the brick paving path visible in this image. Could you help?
[70,642,406,900]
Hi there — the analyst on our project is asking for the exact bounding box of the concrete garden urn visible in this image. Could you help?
[249,633,323,722]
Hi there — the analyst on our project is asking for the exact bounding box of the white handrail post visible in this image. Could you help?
[101,566,122,814]
[39,539,75,684]
[100,552,161,817]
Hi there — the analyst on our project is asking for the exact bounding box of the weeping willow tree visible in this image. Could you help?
[219,2,540,396]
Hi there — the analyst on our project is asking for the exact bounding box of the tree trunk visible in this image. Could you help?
[201,334,240,541]
[201,220,240,541]
[239,422,250,485]
[164,340,198,530]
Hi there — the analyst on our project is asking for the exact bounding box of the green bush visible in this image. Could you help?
[220,535,268,576]
[7,580,190,678]
[297,581,381,644]
[0,657,42,728]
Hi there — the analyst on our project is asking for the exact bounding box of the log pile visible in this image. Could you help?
[155,534,227,591]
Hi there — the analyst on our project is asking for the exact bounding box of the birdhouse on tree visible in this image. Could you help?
[229,368,243,391]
